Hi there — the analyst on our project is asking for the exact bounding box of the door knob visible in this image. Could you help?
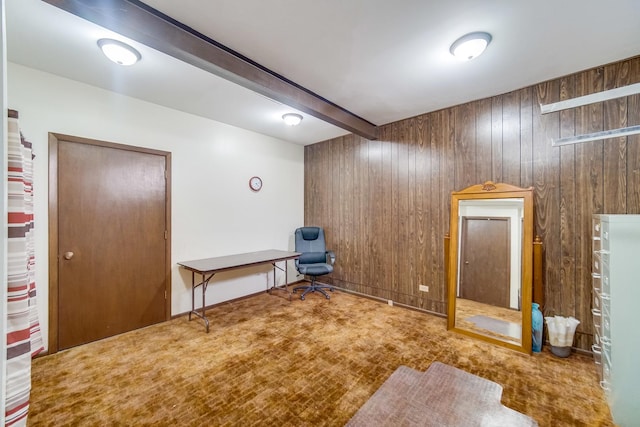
[464,261,469,264]
[63,251,74,260]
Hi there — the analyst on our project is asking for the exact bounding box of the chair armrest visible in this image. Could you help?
[326,250,336,265]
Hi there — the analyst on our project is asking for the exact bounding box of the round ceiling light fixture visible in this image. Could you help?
[97,38,141,66]
[450,32,492,61]
[282,113,303,126]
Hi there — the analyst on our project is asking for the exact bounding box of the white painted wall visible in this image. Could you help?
[7,63,305,350]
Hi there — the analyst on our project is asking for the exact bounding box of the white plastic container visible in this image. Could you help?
[545,316,580,357]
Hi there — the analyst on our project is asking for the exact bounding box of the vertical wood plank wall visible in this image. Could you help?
[304,56,640,351]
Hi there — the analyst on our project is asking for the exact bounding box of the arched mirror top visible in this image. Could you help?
[451,181,534,199]
[447,181,534,354]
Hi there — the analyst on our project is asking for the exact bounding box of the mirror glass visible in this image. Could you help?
[447,182,533,353]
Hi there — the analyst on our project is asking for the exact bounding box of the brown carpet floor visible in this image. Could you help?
[29,290,613,426]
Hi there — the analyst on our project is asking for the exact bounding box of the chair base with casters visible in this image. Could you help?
[293,276,334,300]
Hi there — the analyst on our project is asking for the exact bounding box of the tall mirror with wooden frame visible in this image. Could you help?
[447,182,534,354]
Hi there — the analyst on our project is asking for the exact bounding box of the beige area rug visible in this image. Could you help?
[29,290,613,426]
[346,362,537,426]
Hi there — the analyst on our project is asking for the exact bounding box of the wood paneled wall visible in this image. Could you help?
[304,56,640,351]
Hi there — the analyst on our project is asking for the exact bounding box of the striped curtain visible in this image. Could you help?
[5,110,44,426]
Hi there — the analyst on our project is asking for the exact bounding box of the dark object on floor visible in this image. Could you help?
[346,361,538,426]
[550,345,572,358]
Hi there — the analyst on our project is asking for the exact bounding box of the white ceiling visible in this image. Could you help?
[6,0,640,145]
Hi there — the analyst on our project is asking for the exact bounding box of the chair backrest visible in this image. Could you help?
[295,227,328,264]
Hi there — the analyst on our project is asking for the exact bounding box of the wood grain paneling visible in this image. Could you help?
[415,116,428,309]
[454,103,476,189]
[603,61,630,213]
[304,55,640,350]
[559,75,577,324]
[491,97,504,183]
[533,79,562,324]
[519,87,534,187]
[475,98,493,181]
[574,67,605,349]
[503,91,522,186]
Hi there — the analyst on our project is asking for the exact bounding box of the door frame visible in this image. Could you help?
[458,216,511,307]
[48,133,172,354]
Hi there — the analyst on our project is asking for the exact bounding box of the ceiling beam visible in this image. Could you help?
[43,0,379,140]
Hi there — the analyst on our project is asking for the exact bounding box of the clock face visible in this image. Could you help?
[249,176,263,191]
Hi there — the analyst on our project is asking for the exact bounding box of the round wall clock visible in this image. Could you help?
[249,176,263,192]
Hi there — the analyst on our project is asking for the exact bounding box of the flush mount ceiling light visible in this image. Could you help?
[450,32,492,61]
[282,113,303,126]
[97,38,141,66]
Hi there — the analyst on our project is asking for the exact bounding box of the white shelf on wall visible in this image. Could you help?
[540,82,640,147]
[540,82,640,114]
[552,125,640,147]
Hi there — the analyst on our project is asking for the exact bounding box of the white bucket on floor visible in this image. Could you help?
[545,316,580,357]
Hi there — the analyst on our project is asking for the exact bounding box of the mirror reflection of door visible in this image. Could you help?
[459,217,510,308]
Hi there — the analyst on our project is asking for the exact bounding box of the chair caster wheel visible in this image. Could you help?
[325,295,330,300]
[300,296,305,301]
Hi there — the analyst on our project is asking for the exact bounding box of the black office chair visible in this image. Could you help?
[293,226,336,300]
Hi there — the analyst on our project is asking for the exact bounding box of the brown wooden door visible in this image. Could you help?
[52,135,170,350]
[459,217,510,308]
